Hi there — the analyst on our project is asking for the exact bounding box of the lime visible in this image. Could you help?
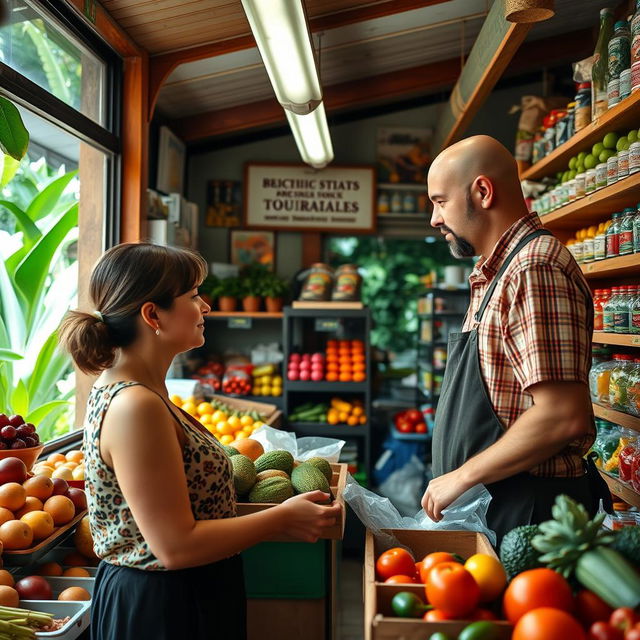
[562,170,571,183]
[584,154,597,169]
[577,151,588,162]
[576,161,585,173]
[628,130,639,144]
[599,149,616,163]
[616,136,629,152]
[569,157,577,170]
[603,132,619,149]
[568,169,577,180]
[592,142,604,157]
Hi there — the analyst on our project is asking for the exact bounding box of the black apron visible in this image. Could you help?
[431,229,611,546]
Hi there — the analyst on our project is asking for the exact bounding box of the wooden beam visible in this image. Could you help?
[301,233,323,267]
[147,0,449,119]
[431,0,532,152]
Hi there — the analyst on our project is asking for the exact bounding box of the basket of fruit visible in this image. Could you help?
[0,413,44,469]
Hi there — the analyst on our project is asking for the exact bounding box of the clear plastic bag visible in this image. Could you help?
[250,425,345,461]
[343,478,496,547]
[378,455,426,516]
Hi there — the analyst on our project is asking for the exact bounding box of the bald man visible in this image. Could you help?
[421,135,610,544]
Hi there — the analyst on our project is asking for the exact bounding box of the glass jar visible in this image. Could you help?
[331,264,362,302]
[585,168,597,193]
[591,418,622,467]
[633,203,640,252]
[590,353,618,405]
[603,423,625,475]
[300,263,334,301]
[619,207,636,255]
[594,222,608,260]
[574,82,592,131]
[610,354,634,409]
[594,288,610,331]
[607,155,619,185]
[596,162,608,189]
[614,286,634,334]
[618,428,638,484]
[630,141,640,174]
[626,358,640,416]
[618,149,630,178]
[606,212,623,257]
[603,287,621,332]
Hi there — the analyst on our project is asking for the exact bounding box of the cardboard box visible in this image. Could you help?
[211,394,283,428]
[237,462,348,541]
[365,529,512,640]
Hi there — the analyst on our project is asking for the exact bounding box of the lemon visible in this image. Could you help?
[271,387,282,397]
[169,394,183,406]
[227,415,241,429]
[220,435,234,445]
[197,402,214,416]
[72,466,85,481]
[186,395,197,404]
[272,376,283,386]
[584,153,597,169]
[240,415,254,427]
[199,414,213,426]
[234,432,248,440]
[181,402,198,417]
[592,141,604,157]
[216,421,234,436]
[211,410,227,423]
[253,421,265,430]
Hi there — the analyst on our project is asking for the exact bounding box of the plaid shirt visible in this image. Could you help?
[463,211,595,477]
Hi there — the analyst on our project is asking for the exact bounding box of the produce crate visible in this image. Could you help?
[211,394,283,428]
[365,528,512,640]
[236,462,347,541]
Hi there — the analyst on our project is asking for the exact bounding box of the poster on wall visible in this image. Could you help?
[244,163,376,233]
[376,127,432,184]
[156,126,186,194]
[230,230,275,270]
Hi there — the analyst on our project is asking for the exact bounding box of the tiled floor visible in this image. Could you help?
[337,557,365,640]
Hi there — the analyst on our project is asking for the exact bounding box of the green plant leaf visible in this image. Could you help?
[0,155,20,187]
[0,96,29,161]
[10,378,28,416]
[0,254,26,350]
[26,170,77,222]
[0,364,10,413]
[0,349,22,361]
[14,202,78,326]
[26,331,71,408]
[0,199,40,246]
[25,400,69,426]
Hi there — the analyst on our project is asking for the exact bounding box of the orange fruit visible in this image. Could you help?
[37,562,63,577]
[0,585,19,607]
[352,373,366,382]
[62,567,90,577]
[0,508,14,526]
[62,462,78,470]
[58,586,91,601]
[64,551,92,567]
[43,495,75,525]
[325,372,338,382]
[32,465,53,478]
[339,373,352,382]
[0,483,26,512]
[23,475,54,502]
[65,450,84,463]
[53,461,65,469]
[21,510,54,540]
[52,467,73,481]
[0,569,14,587]
[230,438,264,462]
[15,496,44,519]
[0,520,33,550]
[47,453,66,464]
[352,363,366,373]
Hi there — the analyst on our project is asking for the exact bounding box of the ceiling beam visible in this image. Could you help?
[147,0,450,119]
[169,27,593,145]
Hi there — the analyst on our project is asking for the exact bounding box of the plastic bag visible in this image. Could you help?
[343,478,496,547]
[378,455,426,516]
[250,425,345,461]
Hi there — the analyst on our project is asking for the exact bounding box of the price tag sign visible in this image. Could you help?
[315,318,340,332]
[228,317,252,329]
[632,337,640,345]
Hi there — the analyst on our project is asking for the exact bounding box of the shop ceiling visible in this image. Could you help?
[101,0,610,149]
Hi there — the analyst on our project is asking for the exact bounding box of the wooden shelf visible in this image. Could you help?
[581,253,640,279]
[541,176,640,230]
[593,403,640,433]
[521,91,640,181]
[378,183,426,191]
[599,470,640,508]
[593,332,640,347]
[206,312,283,319]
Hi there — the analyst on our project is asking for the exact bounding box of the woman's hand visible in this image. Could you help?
[277,491,343,543]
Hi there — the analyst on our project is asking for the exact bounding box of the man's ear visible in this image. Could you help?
[473,175,495,209]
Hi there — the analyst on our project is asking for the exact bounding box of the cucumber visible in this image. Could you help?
[296,407,326,421]
[575,546,640,608]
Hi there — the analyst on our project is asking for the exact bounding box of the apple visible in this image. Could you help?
[289,353,300,362]
[299,370,310,381]
[310,371,324,381]
[66,488,87,511]
[8,415,24,428]
[287,370,299,381]
[15,576,52,600]
[0,457,28,484]
[51,477,69,496]
[0,415,9,428]
[311,353,325,362]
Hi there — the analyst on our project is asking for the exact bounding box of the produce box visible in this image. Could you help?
[211,394,283,428]
[24,599,91,639]
[236,462,347,541]
[365,528,512,640]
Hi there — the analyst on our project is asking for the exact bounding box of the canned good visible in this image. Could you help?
[585,169,596,193]
[618,149,630,178]
[568,179,577,201]
[575,173,586,198]
[621,68,632,99]
[632,61,640,92]
[607,156,619,185]
[596,162,608,189]
[630,141,640,174]
[608,77,621,107]
[633,33,640,65]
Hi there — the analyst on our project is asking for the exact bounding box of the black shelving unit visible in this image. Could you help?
[283,306,372,481]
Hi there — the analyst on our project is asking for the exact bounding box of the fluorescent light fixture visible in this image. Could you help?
[285,103,334,169]
[241,0,322,114]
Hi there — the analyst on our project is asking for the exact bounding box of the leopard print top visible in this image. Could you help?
[83,381,236,570]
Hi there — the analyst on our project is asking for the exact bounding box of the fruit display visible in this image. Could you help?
[287,339,366,383]
[0,414,40,450]
[222,368,252,396]
[251,364,283,397]
[288,398,367,426]
[32,449,85,482]
[393,408,428,434]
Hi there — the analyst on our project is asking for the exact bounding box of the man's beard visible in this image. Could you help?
[441,193,477,258]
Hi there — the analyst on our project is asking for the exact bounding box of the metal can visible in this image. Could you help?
[575,173,586,199]
[608,77,620,107]
[585,169,597,193]
[607,155,619,185]
[620,68,632,99]
[632,61,640,92]
[630,141,640,174]
[618,149,630,178]
[595,162,608,189]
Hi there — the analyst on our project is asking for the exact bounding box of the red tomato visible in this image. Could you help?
[415,422,427,433]
[467,608,498,621]
[417,552,459,583]
[414,562,422,581]
[575,590,614,627]
[426,561,480,617]
[610,608,638,632]
[395,418,414,433]
[503,568,574,624]
[587,622,624,640]
[376,548,416,581]
[513,607,586,640]
[626,629,640,640]
[423,609,455,621]
[405,409,423,425]
[384,574,417,584]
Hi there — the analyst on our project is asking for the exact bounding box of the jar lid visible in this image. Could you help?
[577,82,591,90]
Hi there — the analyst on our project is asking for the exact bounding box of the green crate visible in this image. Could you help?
[242,540,327,599]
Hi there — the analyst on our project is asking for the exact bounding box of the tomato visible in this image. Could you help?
[417,552,459,583]
[513,607,585,640]
[610,608,638,632]
[406,409,423,425]
[464,553,507,603]
[467,608,498,621]
[587,622,624,640]
[576,590,614,627]
[426,561,480,617]
[395,418,414,433]
[376,548,416,581]
[384,574,417,584]
[626,628,640,640]
[423,609,455,621]
[415,421,428,433]
[503,568,574,624]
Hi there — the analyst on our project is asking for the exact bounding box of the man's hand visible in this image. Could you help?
[421,469,472,522]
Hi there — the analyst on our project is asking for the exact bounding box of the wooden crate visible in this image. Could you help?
[237,462,347,541]
[211,394,283,427]
[365,529,512,640]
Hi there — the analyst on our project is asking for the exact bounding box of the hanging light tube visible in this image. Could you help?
[285,103,334,169]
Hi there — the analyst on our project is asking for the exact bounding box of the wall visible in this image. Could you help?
[187,79,544,277]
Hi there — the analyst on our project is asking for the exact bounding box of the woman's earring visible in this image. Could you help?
[155,327,160,336]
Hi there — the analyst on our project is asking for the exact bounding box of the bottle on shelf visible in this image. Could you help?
[594,222,608,261]
[633,203,640,253]
[613,286,633,334]
[594,288,611,331]
[618,428,638,485]
[631,287,640,334]
[620,208,636,256]
[574,82,592,132]
[583,226,596,262]
[610,354,634,410]
[590,353,623,406]
[632,1,640,74]
[592,8,615,119]
[603,286,621,332]
[606,212,623,258]
[626,358,640,416]
[589,345,611,401]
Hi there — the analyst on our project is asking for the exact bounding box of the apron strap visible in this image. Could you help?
[474,229,553,323]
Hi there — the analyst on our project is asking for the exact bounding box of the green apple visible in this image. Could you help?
[583,154,597,169]
[616,136,629,152]
[592,142,605,157]
[628,130,638,144]
[603,132,619,149]
[562,170,571,183]
[577,151,588,162]
[568,169,577,180]
[599,149,616,163]
[569,157,577,170]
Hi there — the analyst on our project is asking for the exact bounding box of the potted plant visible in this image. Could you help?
[212,277,241,312]
[239,275,262,312]
[261,274,289,313]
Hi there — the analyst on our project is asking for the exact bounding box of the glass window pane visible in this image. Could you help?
[0,0,106,125]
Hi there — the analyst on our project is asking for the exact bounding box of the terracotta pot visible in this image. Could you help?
[218,296,237,312]
[265,296,283,313]
[242,295,261,312]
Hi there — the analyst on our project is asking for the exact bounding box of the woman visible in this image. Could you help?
[59,243,340,640]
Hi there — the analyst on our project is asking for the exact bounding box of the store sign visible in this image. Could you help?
[315,319,340,332]
[244,163,376,233]
[228,317,252,329]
